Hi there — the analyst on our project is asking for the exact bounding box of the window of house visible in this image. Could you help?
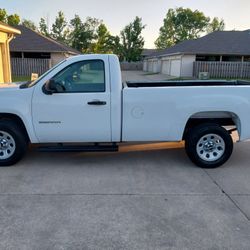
[10,52,22,58]
[244,56,250,62]
[222,56,242,62]
[23,52,51,59]
[196,55,220,61]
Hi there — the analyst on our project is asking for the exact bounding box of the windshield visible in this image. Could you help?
[27,59,67,88]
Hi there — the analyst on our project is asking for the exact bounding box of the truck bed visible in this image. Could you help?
[125,80,250,88]
[122,79,250,142]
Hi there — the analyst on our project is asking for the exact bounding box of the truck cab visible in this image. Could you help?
[32,54,122,143]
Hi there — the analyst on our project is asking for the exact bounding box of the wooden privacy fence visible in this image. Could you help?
[193,61,250,79]
[11,58,51,76]
[120,62,143,71]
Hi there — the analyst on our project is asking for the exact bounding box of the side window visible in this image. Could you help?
[51,60,105,93]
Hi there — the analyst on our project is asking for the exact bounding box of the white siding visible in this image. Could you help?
[180,55,196,77]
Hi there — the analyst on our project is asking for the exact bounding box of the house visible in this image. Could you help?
[0,22,20,83]
[9,25,80,77]
[141,49,158,61]
[10,25,80,66]
[144,30,250,77]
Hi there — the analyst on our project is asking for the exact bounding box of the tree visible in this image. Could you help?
[155,8,210,49]
[7,14,20,26]
[120,16,145,62]
[69,16,101,52]
[21,19,37,30]
[51,11,68,43]
[92,24,113,53]
[107,35,122,59]
[69,15,83,51]
[207,17,225,33]
[0,8,7,23]
[39,18,50,36]
[0,8,20,26]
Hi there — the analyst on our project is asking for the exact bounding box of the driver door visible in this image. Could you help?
[32,59,111,143]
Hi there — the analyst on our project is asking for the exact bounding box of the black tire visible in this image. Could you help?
[185,123,233,168]
[0,120,28,166]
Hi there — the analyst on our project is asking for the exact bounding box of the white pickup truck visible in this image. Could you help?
[0,54,249,168]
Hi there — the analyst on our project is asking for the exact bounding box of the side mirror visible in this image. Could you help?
[43,79,61,95]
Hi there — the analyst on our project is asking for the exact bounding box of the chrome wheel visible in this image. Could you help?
[0,131,16,160]
[196,133,225,162]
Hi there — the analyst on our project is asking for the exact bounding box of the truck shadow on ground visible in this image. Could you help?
[24,144,191,169]
[21,141,249,170]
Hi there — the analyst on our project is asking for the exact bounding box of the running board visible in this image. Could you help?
[38,143,118,153]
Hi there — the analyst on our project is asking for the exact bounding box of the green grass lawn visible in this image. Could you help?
[167,77,195,81]
[142,72,160,76]
[210,78,250,81]
[12,76,30,82]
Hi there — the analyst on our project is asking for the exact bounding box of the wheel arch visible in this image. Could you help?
[0,113,30,142]
[182,111,241,140]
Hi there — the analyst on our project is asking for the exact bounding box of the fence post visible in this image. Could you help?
[240,61,244,78]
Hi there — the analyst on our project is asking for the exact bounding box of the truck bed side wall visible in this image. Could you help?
[122,86,250,142]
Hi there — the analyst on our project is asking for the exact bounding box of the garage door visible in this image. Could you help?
[148,61,153,72]
[161,60,170,75]
[153,61,158,73]
[170,60,181,77]
[143,61,148,71]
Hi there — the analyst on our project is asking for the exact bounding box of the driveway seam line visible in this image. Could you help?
[0,193,226,196]
[203,169,250,221]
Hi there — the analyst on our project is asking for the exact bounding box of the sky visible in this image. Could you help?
[1,0,250,48]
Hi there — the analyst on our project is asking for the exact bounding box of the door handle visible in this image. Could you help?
[88,100,107,105]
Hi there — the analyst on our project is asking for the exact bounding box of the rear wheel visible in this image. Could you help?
[185,124,233,168]
[0,120,28,166]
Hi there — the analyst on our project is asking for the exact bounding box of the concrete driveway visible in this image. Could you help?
[122,70,173,82]
[0,71,250,250]
[1,143,250,250]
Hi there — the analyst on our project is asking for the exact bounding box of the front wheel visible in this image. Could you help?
[0,120,28,166]
[185,124,233,168]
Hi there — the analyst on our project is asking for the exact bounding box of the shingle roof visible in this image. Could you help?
[148,30,250,58]
[142,49,159,57]
[10,25,80,54]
